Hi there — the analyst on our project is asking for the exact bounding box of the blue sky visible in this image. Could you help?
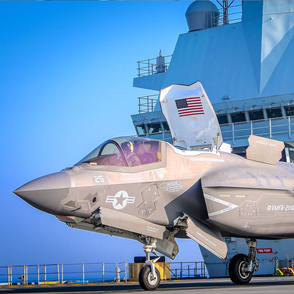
[0,1,207,266]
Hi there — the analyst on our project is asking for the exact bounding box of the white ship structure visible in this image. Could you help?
[130,0,294,277]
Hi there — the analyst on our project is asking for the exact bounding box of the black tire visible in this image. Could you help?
[229,254,253,285]
[139,266,160,291]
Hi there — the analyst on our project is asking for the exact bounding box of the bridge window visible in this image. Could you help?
[266,108,282,118]
[285,106,294,117]
[136,124,146,136]
[162,122,170,132]
[248,110,264,121]
[147,123,162,134]
[231,112,246,123]
[217,114,229,124]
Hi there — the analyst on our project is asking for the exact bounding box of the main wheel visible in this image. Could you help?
[139,266,160,291]
[229,254,253,284]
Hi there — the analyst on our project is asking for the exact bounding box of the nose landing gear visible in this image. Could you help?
[138,238,161,291]
[139,265,160,291]
[229,239,259,284]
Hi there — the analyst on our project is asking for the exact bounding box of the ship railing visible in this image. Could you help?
[137,55,172,77]
[0,261,209,286]
[138,94,158,113]
[218,3,242,26]
[167,261,208,279]
[0,262,127,286]
[221,116,294,145]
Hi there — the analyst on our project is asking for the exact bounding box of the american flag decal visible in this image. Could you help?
[175,97,204,117]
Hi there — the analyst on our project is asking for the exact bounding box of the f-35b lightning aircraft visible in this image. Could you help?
[14,82,294,290]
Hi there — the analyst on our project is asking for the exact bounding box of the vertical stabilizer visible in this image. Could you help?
[159,81,223,150]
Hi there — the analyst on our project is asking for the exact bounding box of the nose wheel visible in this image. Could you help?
[139,266,160,290]
[139,238,161,291]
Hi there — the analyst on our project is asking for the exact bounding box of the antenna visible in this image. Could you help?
[216,0,235,25]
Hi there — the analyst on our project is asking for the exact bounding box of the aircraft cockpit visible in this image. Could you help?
[77,137,162,167]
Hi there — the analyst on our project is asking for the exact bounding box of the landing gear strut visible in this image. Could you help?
[139,238,161,291]
[229,239,259,284]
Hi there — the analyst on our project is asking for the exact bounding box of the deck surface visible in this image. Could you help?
[1,276,294,293]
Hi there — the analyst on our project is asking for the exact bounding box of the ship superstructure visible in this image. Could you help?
[131,0,294,277]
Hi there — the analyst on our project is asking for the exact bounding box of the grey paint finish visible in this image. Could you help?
[13,134,294,261]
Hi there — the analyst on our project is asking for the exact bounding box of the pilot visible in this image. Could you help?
[121,141,141,166]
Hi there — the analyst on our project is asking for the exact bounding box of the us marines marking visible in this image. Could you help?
[106,191,135,210]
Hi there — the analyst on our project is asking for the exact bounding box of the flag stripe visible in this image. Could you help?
[179,110,204,114]
[179,112,205,117]
[179,109,204,114]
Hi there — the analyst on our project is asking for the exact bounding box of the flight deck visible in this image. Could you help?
[0,276,294,294]
[1,276,294,293]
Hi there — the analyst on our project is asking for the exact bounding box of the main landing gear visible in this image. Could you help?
[139,238,161,291]
[229,239,259,284]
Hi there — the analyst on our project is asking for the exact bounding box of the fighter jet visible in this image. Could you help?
[14,82,294,290]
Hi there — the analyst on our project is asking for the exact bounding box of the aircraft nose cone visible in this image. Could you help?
[14,172,71,215]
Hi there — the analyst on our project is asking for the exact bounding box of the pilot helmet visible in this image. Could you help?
[121,141,134,153]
